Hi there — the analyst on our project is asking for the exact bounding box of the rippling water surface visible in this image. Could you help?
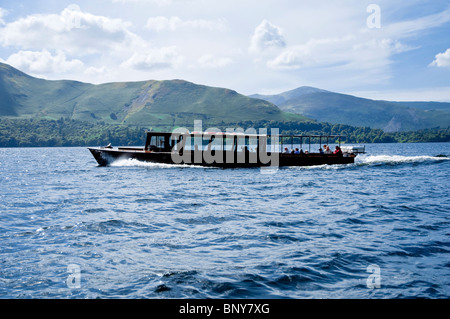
[0,143,449,298]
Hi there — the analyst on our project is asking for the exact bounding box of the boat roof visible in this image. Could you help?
[146,131,345,139]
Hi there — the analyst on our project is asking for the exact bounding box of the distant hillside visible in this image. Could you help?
[251,87,450,132]
[390,101,450,111]
[0,62,307,128]
[3,62,448,134]
[251,86,329,106]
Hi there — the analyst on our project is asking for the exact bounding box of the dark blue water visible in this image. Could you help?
[0,143,449,299]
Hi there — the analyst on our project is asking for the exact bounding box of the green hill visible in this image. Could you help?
[1,64,449,147]
[0,62,307,129]
[251,87,450,132]
[2,61,448,139]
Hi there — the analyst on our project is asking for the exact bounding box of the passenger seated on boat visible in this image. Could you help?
[333,146,342,156]
[324,146,332,154]
[290,149,295,154]
[294,148,300,154]
[319,148,324,154]
[283,147,290,154]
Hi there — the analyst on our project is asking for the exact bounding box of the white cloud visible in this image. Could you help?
[198,54,232,69]
[145,16,227,32]
[263,34,420,91]
[121,47,184,71]
[430,48,450,68]
[84,65,110,76]
[4,50,83,75]
[1,1,449,98]
[267,36,352,70]
[244,4,450,92]
[265,23,420,84]
[146,16,178,31]
[382,8,450,39]
[0,6,136,55]
[249,20,286,53]
[0,5,183,80]
[266,46,312,70]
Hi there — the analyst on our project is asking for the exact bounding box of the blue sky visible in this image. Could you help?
[0,0,449,101]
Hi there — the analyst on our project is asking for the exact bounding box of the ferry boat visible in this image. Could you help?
[88,131,365,168]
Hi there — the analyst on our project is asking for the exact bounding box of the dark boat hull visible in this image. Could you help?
[88,147,355,167]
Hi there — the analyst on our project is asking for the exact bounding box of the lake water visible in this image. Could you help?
[0,143,449,299]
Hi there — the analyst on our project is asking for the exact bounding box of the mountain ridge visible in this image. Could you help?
[0,62,307,128]
[250,87,450,132]
[1,62,449,132]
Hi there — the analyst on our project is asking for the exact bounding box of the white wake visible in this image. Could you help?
[109,158,214,168]
[356,154,449,165]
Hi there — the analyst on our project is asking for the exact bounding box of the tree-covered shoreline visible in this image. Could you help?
[0,118,449,148]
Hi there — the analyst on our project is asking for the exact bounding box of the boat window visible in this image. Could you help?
[149,136,156,148]
[170,135,180,150]
[158,136,166,148]
[149,135,166,150]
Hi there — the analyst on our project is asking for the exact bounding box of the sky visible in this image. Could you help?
[0,0,449,101]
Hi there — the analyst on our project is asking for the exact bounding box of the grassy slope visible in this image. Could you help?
[0,63,307,127]
[253,88,450,132]
[122,80,305,126]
